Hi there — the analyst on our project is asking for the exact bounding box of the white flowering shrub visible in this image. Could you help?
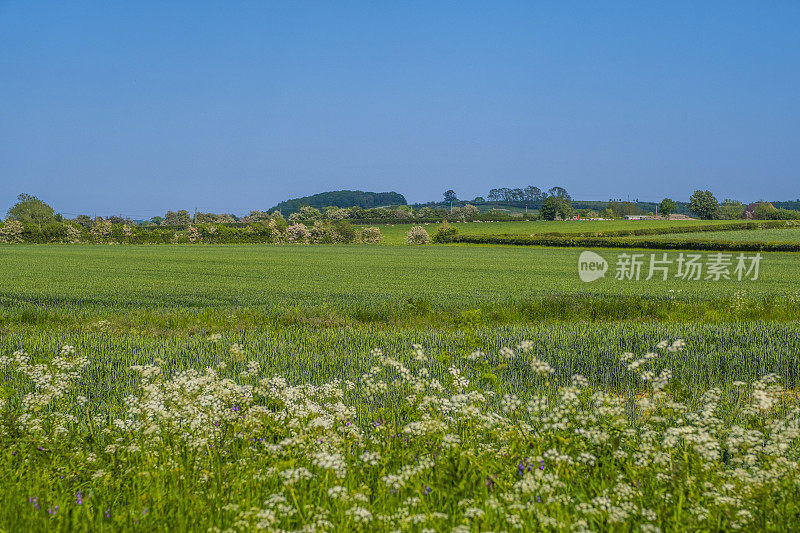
[406,225,431,245]
[1,339,800,530]
[299,206,322,221]
[285,223,310,244]
[0,219,24,243]
[268,217,284,243]
[89,218,112,242]
[187,224,201,243]
[309,221,328,243]
[65,224,83,244]
[362,226,383,244]
[325,207,350,220]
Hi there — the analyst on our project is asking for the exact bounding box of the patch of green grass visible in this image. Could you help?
[361,219,748,244]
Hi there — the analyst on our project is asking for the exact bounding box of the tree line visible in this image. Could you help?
[4,188,800,245]
[438,186,570,206]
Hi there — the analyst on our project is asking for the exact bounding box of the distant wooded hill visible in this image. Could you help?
[271,190,407,214]
[773,200,800,211]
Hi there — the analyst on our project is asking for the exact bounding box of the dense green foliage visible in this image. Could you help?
[270,190,407,214]
[772,200,800,211]
[0,219,386,245]
[539,196,573,220]
[753,204,800,220]
[431,222,459,243]
[689,190,720,220]
[658,198,677,217]
[6,193,57,227]
[719,199,746,220]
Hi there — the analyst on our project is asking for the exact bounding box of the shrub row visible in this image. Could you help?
[0,220,382,245]
[155,214,532,230]
[535,219,800,239]
[448,233,800,252]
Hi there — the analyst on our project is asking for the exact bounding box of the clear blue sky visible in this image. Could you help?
[2,1,799,218]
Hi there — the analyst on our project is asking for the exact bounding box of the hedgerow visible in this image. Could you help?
[535,219,800,238]
[448,233,800,251]
[0,221,381,245]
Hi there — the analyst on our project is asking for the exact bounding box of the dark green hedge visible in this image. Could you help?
[535,219,800,239]
[448,234,800,252]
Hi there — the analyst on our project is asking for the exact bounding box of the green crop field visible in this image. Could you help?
[2,245,799,314]
[362,219,748,244]
[3,243,800,531]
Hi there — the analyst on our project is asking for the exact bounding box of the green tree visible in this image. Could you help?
[7,193,55,228]
[444,190,458,204]
[719,199,745,220]
[607,201,644,218]
[524,186,543,202]
[331,220,358,243]
[547,186,570,200]
[75,214,94,228]
[688,190,719,220]
[753,202,778,220]
[246,211,270,223]
[540,196,559,220]
[658,198,677,218]
[299,206,323,221]
[556,197,573,219]
[164,210,191,225]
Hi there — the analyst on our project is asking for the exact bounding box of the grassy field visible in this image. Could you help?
[3,244,799,396]
[364,219,748,244]
[2,243,800,531]
[2,245,799,314]
[630,227,800,242]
